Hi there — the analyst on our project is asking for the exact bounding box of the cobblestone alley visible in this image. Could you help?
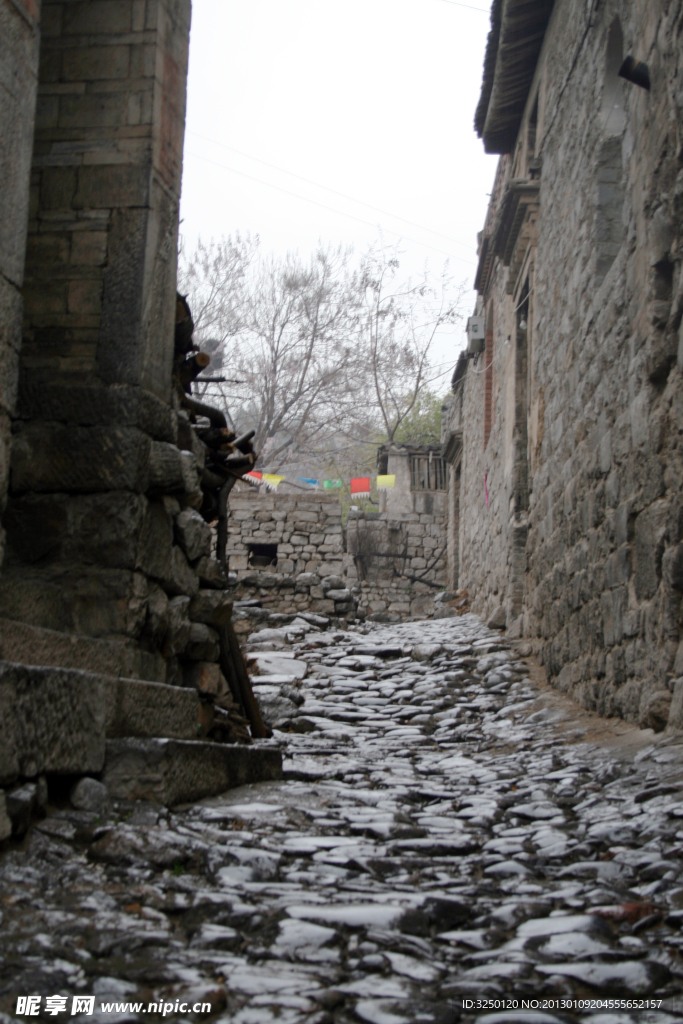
[3,615,683,1024]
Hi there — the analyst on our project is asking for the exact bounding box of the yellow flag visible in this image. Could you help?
[376,474,396,489]
[262,474,285,486]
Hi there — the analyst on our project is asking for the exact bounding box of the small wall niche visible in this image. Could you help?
[248,543,278,569]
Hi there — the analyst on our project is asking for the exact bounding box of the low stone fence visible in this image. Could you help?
[226,492,344,578]
[345,509,447,620]
[231,571,359,637]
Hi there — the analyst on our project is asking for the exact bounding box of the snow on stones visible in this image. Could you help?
[3,616,683,1022]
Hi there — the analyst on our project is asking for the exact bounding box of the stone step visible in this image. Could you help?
[103,737,283,806]
[0,616,166,683]
[0,660,202,784]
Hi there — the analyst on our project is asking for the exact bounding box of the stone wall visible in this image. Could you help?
[226,491,345,578]
[346,508,447,620]
[225,491,359,623]
[458,0,683,728]
[0,0,41,565]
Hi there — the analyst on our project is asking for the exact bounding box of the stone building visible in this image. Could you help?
[449,0,683,728]
[0,1,280,827]
[346,442,448,619]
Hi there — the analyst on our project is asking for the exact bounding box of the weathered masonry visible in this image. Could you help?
[0,1,281,831]
[346,443,448,620]
[449,0,683,729]
[226,491,359,623]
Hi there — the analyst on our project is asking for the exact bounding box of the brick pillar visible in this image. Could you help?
[21,0,190,401]
[0,1,198,683]
[0,0,41,565]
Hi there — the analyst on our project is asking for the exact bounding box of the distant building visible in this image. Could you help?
[446,0,683,729]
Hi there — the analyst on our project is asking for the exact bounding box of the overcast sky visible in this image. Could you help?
[179,0,498,376]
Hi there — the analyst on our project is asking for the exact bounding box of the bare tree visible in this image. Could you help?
[356,244,463,443]
[179,233,258,346]
[178,237,464,475]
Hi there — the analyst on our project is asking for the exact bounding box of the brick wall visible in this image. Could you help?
[22,0,190,397]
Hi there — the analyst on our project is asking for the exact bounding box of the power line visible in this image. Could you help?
[186,130,477,254]
[185,150,478,268]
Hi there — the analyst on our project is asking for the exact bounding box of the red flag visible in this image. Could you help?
[350,477,370,499]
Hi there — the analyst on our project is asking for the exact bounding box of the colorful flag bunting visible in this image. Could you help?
[376,474,396,489]
[263,474,285,488]
[350,477,371,499]
[323,479,342,489]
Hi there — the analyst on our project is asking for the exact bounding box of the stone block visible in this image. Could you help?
[195,556,227,589]
[189,590,232,627]
[137,499,173,578]
[62,44,131,82]
[0,661,107,784]
[321,575,345,591]
[310,599,335,614]
[0,616,166,683]
[334,601,355,615]
[296,572,320,587]
[148,441,199,495]
[286,511,318,523]
[10,422,151,494]
[17,383,176,442]
[164,595,191,657]
[639,690,671,732]
[6,781,41,836]
[104,677,199,740]
[62,1,133,34]
[103,737,282,806]
[185,622,220,662]
[161,546,199,598]
[66,492,146,569]
[183,661,223,697]
[146,582,169,643]
[175,508,212,561]
[0,563,148,640]
[71,230,108,266]
[0,792,11,842]
[71,778,108,813]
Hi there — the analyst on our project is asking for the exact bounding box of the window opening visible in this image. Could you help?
[247,543,278,568]
[410,456,447,491]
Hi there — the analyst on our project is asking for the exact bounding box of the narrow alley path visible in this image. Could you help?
[3,615,683,1024]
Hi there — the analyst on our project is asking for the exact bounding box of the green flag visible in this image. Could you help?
[323,479,342,489]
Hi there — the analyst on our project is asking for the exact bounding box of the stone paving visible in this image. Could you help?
[3,615,683,1024]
